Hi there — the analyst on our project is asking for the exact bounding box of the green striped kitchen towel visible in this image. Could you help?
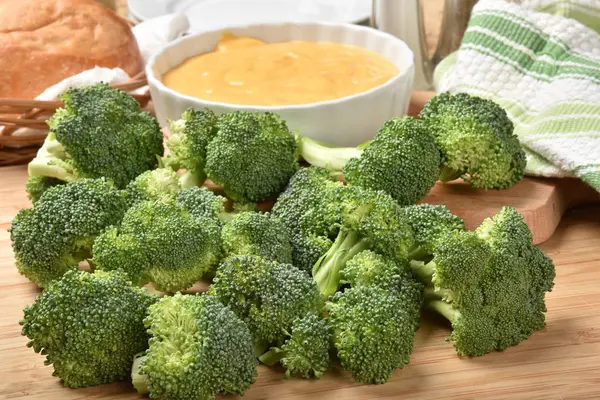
[435,0,600,191]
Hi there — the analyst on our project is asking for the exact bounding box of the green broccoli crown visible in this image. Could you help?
[20,270,158,388]
[271,167,345,273]
[259,312,331,379]
[341,250,409,289]
[420,92,526,189]
[29,83,163,188]
[402,203,466,260]
[93,200,221,292]
[221,211,293,264]
[312,185,415,297]
[25,175,64,204]
[133,293,257,400]
[10,178,128,287]
[326,284,422,384]
[344,117,441,205]
[414,207,556,356]
[164,108,219,187]
[208,255,323,346]
[175,186,228,224]
[205,111,299,202]
[125,167,182,207]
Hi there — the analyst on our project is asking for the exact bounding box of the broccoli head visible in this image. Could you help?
[28,83,163,188]
[411,207,556,356]
[131,293,257,400]
[420,92,526,189]
[93,199,221,292]
[326,280,423,384]
[341,250,409,290]
[402,203,466,261]
[221,211,293,264]
[312,185,415,297]
[258,312,331,379]
[10,178,128,287]
[25,175,64,204]
[175,186,229,224]
[205,111,299,202]
[164,108,219,188]
[300,117,441,205]
[20,270,158,388]
[125,167,182,207]
[208,255,323,353]
[271,167,346,273]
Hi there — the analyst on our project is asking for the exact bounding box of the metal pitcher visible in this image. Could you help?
[372,0,478,90]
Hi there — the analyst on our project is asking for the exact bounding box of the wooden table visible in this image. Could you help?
[1,165,600,399]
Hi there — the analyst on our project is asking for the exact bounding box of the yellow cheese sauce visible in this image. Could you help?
[162,34,399,106]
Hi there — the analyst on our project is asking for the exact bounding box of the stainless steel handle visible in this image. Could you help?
[372,0,478,90]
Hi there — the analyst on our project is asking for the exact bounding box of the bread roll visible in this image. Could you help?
[0,0,142,99]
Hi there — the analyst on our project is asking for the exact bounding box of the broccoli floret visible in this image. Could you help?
[131,293,257,400]
[420,92,526,189]
[259,312,331,379]
[300,117,441,205]
[326,281,423,384]
[221,212,293,264]
[411,207,555,356]
[28,83,163,188]
[125,168,182,207]
[208,255,322,354]
[10,178,128,287]
[312,185,415,297]
[93,200,221,292]
[341,250,410,289]
[20,270,158,388]
[25,175,64,203]
[205,111,299,202]
[271,167,346,273]
[402,204,466,261]
[176,186,229,224]
[164,108,219,188]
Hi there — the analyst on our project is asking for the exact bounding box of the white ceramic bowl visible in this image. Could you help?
[146,22,415,146]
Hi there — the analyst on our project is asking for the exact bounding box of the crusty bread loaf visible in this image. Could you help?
[0,0,142,99]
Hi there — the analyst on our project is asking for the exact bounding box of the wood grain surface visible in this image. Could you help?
[1,165,600,400]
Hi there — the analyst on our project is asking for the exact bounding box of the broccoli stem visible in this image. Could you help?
[258,347,284,366]
[408,246,433,262]
[439,165,464,182]
[299,137,362,174]
[28,134,78,182]
[178,170,206,189]
[131,354,149,394]
[409,259,437,283]
[425,299,460,323]
[254,339,270,358]
[312,230,371,297]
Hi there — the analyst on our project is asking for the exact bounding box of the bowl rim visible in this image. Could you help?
[146,21,415,111]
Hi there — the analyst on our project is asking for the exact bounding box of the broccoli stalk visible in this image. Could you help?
[311,185,415,297]
[312,229,371,296]
[298,137,362,176]
[300,117,441,205]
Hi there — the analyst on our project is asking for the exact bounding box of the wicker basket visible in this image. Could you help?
[0,14,151,167]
